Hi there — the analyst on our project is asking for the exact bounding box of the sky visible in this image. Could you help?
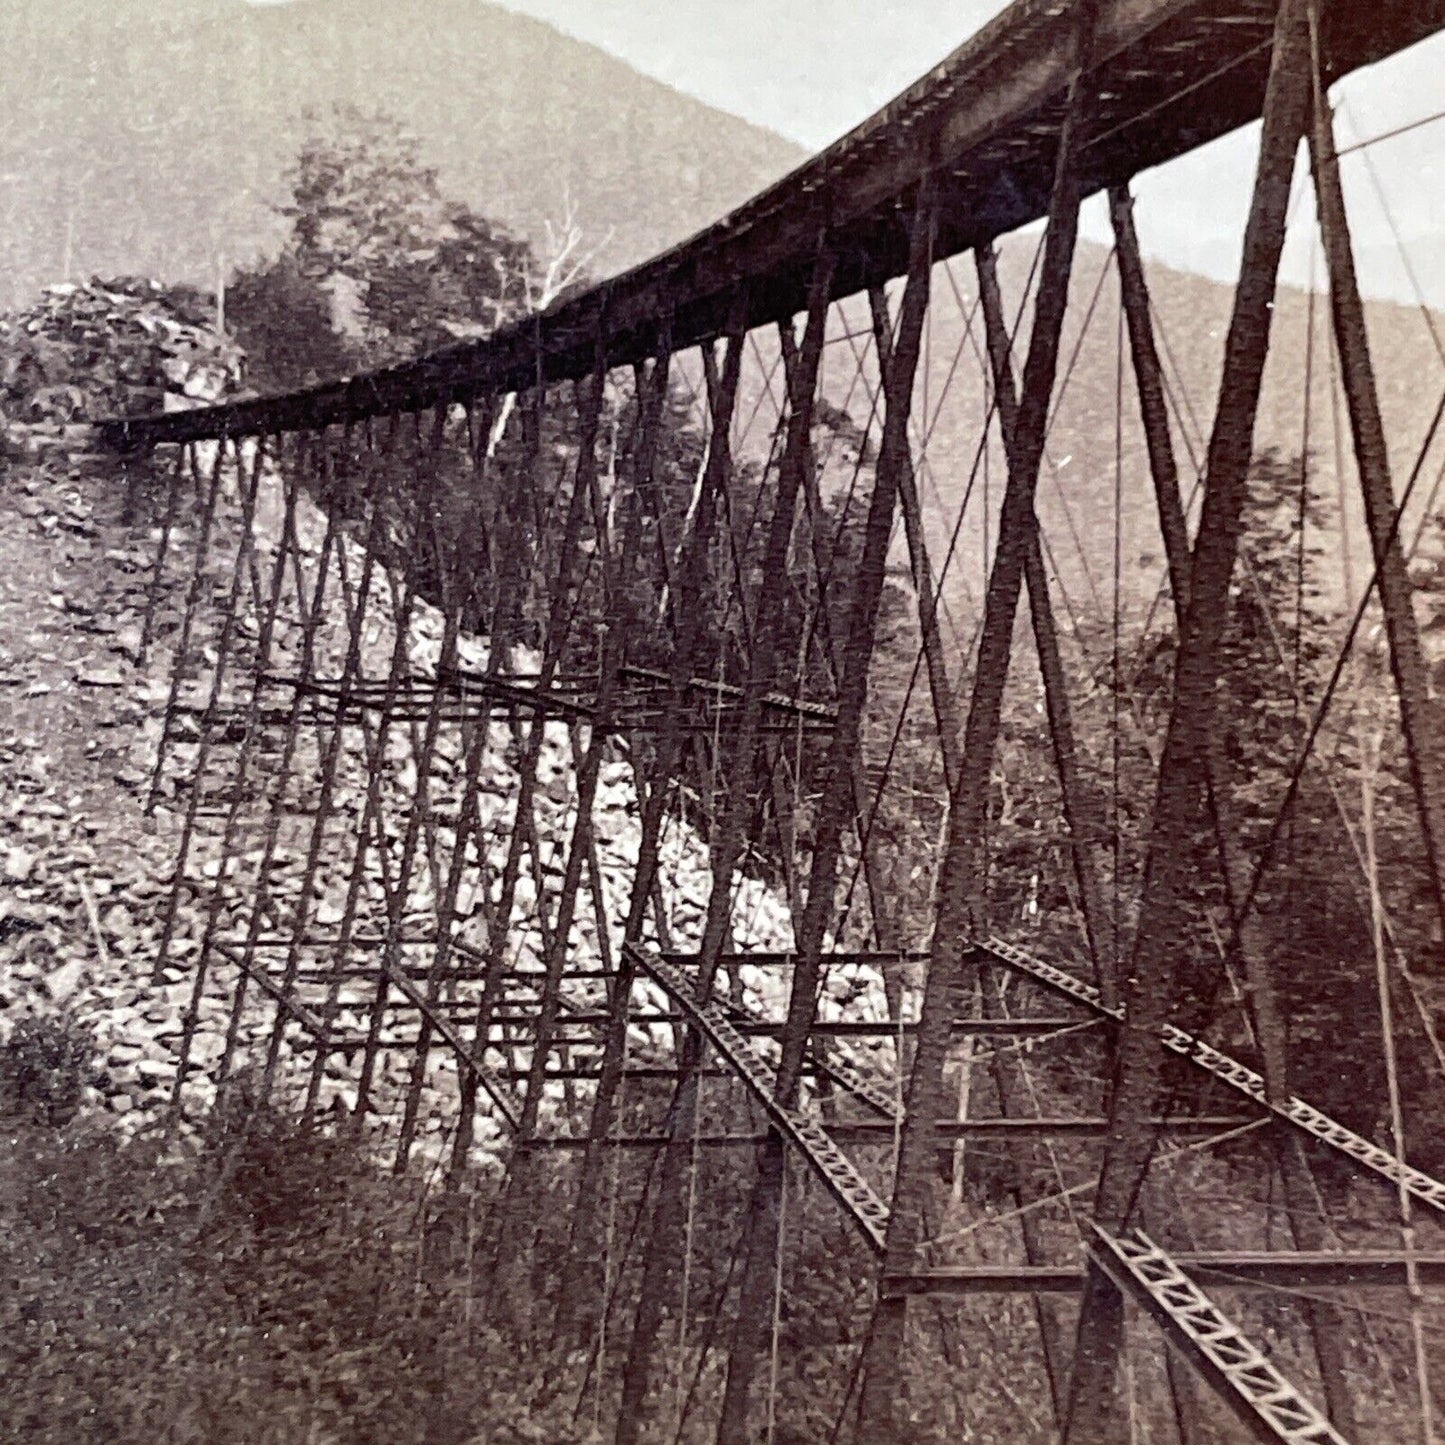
[239,0,1443,307]
[499,0,1004,152]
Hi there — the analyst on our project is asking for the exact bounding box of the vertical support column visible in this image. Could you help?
[1110,181,1358,1438]
[856,20,1094,1434]
[1308,26,1445,945]
[139,446,189,664]
[493,358,612,1321]
[211,433,342,1091]
[690,244,836,997]
[145,440,227,817]
[720,182,935,1445]
[461,393,500,636]
[522,352,667,1313]
[148,438,249,980]
[613,246,835,1445]
[791,309,901,953]
[1065,2,1314,1438]
[392,664,492,1173]
[150,439,268,1040]
[255,426,394,1101]
[868,283,953,1030]
[976,244,1117,999]
[559,321,687,1336]
[442,391,534,1169]
[970,286,1113,1401]
[471,373,602,1079]
[166,433,303,1123]
[396,400,509,1175]
[868,285,964,788]
[445,396,557,1106]
[1108,188,1192,614]
[297,423,436,1125]
[349,410,461,1135]
[516,363,612,1148]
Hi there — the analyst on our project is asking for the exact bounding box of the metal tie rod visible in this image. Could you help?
[981,937,1445,1214]
[627,945,889,1253]
[381,963,521,1132]
[1089,1225,1348,1444]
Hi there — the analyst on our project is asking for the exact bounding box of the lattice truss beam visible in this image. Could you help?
[1089,1227,1349,1444]
[100,1,1445,1441]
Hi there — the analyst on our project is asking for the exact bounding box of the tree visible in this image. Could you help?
[228,108,539,389]
[224,253,349,393]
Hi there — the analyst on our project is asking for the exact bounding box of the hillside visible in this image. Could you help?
[720,233,1445,625]
[0,0,807,312]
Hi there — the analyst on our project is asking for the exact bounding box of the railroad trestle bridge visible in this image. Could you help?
[100,0,1445,1438]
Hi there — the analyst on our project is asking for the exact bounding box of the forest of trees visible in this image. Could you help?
[227,109,543,390]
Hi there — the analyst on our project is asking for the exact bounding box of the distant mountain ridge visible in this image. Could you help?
[8,0,1444,628]
[0,0,807,311]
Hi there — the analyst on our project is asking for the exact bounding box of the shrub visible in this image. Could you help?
[0,1013,97,1126]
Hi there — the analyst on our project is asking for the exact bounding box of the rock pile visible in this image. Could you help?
[0,277,244,426]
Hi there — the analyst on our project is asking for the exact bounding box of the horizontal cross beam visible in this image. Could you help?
[830,1116,1259,1142]
[661,949,931,969]
[521,1117,1258,1145]
[485,1011,1083,1037]
[882,1250,1445,1296]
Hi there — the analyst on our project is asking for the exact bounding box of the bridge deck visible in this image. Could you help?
[103,0,1445,447]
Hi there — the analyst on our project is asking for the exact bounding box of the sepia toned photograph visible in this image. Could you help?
[2,1,1444,1440]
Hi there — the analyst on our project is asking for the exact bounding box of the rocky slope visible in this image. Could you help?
[0,423,906,1172]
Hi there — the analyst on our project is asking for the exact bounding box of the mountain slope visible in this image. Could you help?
[721,232,1445,623]
[0,0,807,311]
[914,236,1445,620]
